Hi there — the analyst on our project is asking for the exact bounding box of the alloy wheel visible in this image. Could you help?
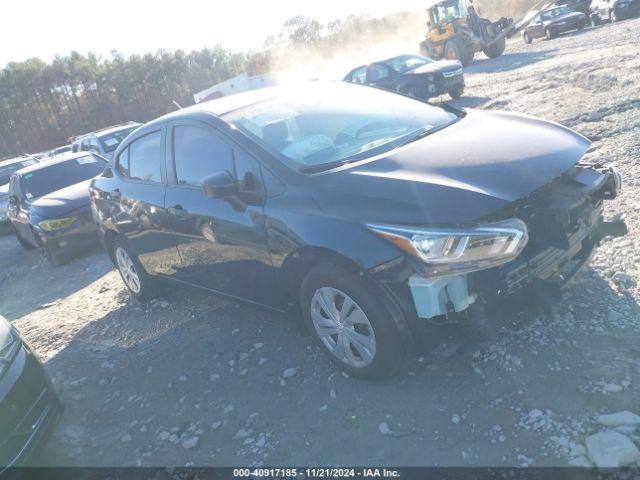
[115,246,141,294]
[310,287,376,368]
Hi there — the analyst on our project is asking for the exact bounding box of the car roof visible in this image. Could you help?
[0,156,36,167]
[15,151,97,176]
[74,122,141,141]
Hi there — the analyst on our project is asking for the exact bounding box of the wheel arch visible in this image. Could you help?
[280,246,413,342]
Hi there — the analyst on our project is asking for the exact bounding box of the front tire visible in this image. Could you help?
[300,263,406,379]
[482,36,506,58]
[112,236,157,301]
[591,14,601,26]
[545,28,556,40]
[444,38,474,66]
[523,32,532,44]
[449,85,464,99]
[43,245,66,266]
[14,228,35,250]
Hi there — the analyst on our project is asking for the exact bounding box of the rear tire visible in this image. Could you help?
[444,38,474,67]
[545,28,556,40]
[111,236,157,301]
[482,36,507,58]
[300,263,407,380]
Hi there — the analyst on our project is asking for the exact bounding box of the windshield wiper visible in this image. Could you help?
[299,159,353,174]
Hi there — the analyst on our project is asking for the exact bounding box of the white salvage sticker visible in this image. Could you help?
[77,156,97,165]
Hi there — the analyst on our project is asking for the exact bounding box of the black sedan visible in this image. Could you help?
[0,314,63,472]
[90,82,624,379]
[523,6,589,43]
[344,54,465,100]
[7,152,107,264]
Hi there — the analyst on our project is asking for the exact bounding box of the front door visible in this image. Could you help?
[9,176,37,246]
[164,121,278,307]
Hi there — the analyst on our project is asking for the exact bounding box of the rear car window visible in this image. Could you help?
[99,126,138,154]
[20,155,106,199]
[128,131,162,183]
[0,159,36,185]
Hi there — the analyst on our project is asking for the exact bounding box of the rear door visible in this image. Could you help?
[163,120,278,306]
[109,127,180,276]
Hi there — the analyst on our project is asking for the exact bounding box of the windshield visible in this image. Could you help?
[0,159,37,185]
[542,6,572,19]
[20,154,105,200]
[98,126,137,153]
[383,55,433,74]
[225,83,458,171]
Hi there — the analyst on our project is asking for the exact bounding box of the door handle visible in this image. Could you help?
[110,189,121,200]
[168,204,188,218]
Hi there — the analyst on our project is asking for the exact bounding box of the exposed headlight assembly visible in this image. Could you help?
[368,219,528,276]
[39,216,78,231]
[0,317,19,377]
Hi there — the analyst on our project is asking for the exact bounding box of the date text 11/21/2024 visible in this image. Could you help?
[232,468,401,478]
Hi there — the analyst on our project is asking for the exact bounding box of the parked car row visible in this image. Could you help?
[523,0,639,43]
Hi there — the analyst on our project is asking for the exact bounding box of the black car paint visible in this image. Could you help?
[524,9,589,41]
[0,319,63,472]
[344,58,464,99]
[90,84,621,345]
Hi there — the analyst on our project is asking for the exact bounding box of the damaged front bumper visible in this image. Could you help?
[371,163,626,320]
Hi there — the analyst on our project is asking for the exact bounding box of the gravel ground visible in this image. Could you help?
[2,19,640,467]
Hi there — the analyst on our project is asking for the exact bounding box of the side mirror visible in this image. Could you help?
[102,166,114,178]
[201,171,238,199]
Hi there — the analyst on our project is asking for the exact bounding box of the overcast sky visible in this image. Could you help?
[1,0,423,67]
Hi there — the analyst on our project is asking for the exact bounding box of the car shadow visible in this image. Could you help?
[464,50,556,74]
[0,234,111,321]
[446,95,492,109]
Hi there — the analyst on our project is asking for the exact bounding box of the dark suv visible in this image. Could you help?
[90,82,624,379]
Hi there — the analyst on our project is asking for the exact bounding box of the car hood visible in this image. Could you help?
[29,179,92,218]
[407,60,462,75]
[310,109,590,225]
[544,12,585,24]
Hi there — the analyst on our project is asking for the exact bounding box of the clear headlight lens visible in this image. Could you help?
[39,216,78,231]
[368,219,528,276]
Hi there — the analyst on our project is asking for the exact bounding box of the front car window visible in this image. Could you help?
[99,126,138,154]
[19,154,106,200]
[0,159,37,185]
[225,83,459,171]
[128,131,162,183]
[368,64,391,82]
[383,55,433,74]
[173,125,234,186]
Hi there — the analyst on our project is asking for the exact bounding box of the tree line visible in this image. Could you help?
[0,11,419,159]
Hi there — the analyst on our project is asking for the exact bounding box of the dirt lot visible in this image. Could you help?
[3,19,640,467]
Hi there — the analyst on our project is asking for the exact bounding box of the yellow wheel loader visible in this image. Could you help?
[419,0,515,66]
